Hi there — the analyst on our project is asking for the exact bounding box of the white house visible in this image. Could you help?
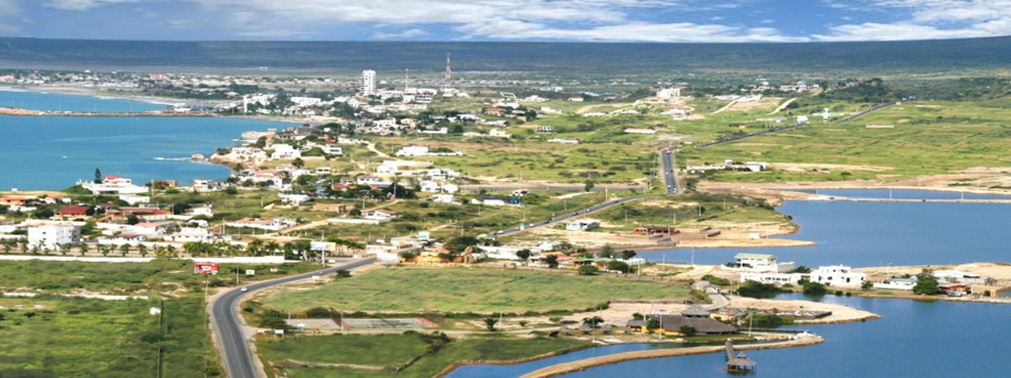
[566,219,600,231]
[27,224,81,250]
[190,204,213,217]
[873,278,918,290]
[227,218,290,231]
[362,209,400,221]
[809,265,866,288]
[394,146,429,157]
[80,175,149,195]
[441,184,459,194]
[280,194,313,206]
[432,194,456,204]
[727,253,795,273]
[172,227,228,243]
[489,128,510,138]
[132,222,171,235]
[419,180,440,193]
[269,144,301,160]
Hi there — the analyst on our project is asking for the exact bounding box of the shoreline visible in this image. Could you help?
[516,336,824,378]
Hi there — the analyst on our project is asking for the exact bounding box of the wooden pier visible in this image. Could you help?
[725,340,756,374]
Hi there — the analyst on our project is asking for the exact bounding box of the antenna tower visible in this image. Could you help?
[444,53,452,91]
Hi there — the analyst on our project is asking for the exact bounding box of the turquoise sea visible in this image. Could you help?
[0,90,284,190]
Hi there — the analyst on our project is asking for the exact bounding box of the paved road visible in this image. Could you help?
[836,102,895,123]
[660,147,679,194]
[211,258,375,378]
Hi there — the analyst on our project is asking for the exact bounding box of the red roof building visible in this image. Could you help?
[58,206,91,217]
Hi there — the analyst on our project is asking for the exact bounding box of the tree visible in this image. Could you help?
[578,265,599,275]
[515,249,532,261]
[582,316,604,327]
[59,243,71,256]
[484,317,498,331]
[679,325,697,336]
[802,281,828,296]
[584,180,595,192]
[646,317,661,330]
[119,244,130,257]
[608,260,631,274]
[126,214,140,225]
[861,280,874,291]
[913,269,940,295]
[790,265,812,273]
[544,255,559,269]
[94,168,102,184]
[599,244,614,258]
[621,250,637,260]
[292,157,305,168]
[100,245,110,257]
[78,242,89,256]
[138,244,148,257]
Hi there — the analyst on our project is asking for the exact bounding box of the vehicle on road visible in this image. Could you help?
[240,287,248,292]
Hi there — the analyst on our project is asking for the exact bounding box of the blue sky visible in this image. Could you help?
[1,0,1009,42]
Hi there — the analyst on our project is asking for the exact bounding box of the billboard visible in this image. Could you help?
[418,231,430,240]
[310,241,337,252]
[194,263,219,275]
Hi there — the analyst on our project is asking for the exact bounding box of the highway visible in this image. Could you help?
[836,102,896,123]
[211,258,375,378]
[660,147,679,194]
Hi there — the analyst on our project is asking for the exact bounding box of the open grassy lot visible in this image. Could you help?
[0,295,211,378]
[0,259,324,378]
[259,333,587,378]
[591,194,791,231]
[262,267,688,313]
[259,334,429,369]
[682,101,1011,183]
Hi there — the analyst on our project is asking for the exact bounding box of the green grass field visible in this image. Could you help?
[682,101,1011,183]
[260,334,587,378]
[263,267,689,313]
[0,295,212,378]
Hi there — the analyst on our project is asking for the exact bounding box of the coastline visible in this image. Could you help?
[516,336,824,378]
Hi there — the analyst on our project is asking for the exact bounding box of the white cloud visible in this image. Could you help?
[817,0,1011,41]
[373,28,429,40]
[0,0,19,16]
[47,0,144,11]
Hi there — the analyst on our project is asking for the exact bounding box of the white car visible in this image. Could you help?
[240,287,248,292]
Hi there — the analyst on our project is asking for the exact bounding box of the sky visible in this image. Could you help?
[0,0,1010,43]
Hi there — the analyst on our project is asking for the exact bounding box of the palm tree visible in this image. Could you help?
[59,243,71,256]
[78,242,89,256]
[264,241,281,257]
[247,239,264,256]
[183,242,200,257]
[100,245,111,257]
[166,245,177,258]
[154,245,167,258]
[2,240,12,254]
[138,244,148,258]
[119,244,130,257]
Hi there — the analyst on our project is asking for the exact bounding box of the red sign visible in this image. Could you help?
[270,268,279,273]
[194,263,219,275]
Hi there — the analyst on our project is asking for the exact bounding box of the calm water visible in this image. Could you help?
[448,296,1011,378]
[562,294,1011,378]
[811,188,1010,200]
[0,88,166,112]
[640,192,1011,267]
[0,91,283,190]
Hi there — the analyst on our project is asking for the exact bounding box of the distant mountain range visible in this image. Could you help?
[1,37,1010,77]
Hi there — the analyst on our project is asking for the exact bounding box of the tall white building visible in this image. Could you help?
[360,70,376,96]
[28,225,81,250]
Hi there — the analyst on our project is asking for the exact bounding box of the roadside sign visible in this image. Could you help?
[270,267,279,273]
[245,270,255,276]
[274,329,284,335]
[194,264,219,275]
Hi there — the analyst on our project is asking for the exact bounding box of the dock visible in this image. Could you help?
[725,340,756,374]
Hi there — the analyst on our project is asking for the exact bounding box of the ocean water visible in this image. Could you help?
[0,92,284,190]
[0,88,166,112]
[557,295,1011,378]
[639,195,1011,268]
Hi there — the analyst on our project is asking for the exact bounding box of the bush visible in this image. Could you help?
[305,307,332,318]
[738,280,788,299]
[802,282,828,296]
[578,265,599,275]
[701,274,731,286]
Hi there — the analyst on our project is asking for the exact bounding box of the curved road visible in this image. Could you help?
[211,258,375,378]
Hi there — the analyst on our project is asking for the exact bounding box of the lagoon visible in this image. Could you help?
[0,91,283,190]
[640,194,1011,268]
[0,88,165,112]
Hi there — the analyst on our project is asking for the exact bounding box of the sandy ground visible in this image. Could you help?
[523,224,809,250]
[725,97,782,112]
[857,262,1011,295]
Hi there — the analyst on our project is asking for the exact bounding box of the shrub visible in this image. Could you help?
[802,282,828,296]
[578,265,599,275]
